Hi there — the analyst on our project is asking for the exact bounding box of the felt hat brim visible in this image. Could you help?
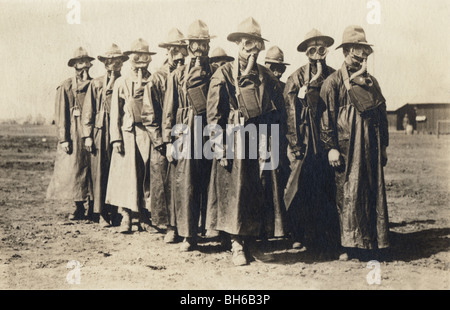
[335,42,373,50]
[158,42,188,49]
[68,56,95,67]
[265,58,290,65]
[123,51,157,56]
[297,35,334,52]
[227,32,268,43]
[210,55,235,63]
[97,55,129,62]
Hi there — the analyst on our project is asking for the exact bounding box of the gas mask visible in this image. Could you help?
[103,58,123,90]
[168,45,188,70]
[303,42,329,86]
[345,45,374,85]
[130,53,151,88]
[237,37,265,75]
[266,63,286,80]
[306,45,329,61]
[346,45,373,71]
[188,40,210,58]
[130,53,151,70]
[104,58,124,72]
[73,58,92,81]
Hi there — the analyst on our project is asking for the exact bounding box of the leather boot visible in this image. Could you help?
[69,202,85,221]
[231,235,247,266]
[179,237,196,252]
[164,226,177,243]
[119,207,132,233]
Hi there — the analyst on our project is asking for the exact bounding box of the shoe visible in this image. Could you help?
[119,208,132,233]
[140,222,160,233]
[69,204,85,221]
[138,210,159,233]
[164,227,177,243]
[220,233,232,251]
[231,237,248,266]
[339,252,349,261]
[292,241,303,249]
[99,215,110,228]
[179,237,196,252]
[247,242,274,263]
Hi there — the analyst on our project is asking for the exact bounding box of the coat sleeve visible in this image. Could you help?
[109,80,123,144]
[54,84,70,143]
[206,73,228,127]
[161,71,179,143]
[283,74,301,152]
[372,77,389,147]
[142,81,164,148]
[319,75,339,151]
[81,81,97,139]
[206,70,231,156]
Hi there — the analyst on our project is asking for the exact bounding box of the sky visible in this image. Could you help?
[0,0,449,122]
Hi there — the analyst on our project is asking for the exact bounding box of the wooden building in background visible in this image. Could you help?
[387,103,450,135]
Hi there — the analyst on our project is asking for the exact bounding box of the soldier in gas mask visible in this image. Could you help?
[206,17,287,266]
[209,47,234,71]
[46,47,94,220]
[320,26,389,261]
[264,45,290,92]
[161,20,215,251]
[142,28,188,243]
[81,44,128,227]
[105,38,156,233]
[283,29,339,257]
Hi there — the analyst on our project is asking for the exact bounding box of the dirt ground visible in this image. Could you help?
[0,124,449,290]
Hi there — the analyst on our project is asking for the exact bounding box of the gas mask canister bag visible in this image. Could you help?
[185,61,211,115]
[342,62,384,115]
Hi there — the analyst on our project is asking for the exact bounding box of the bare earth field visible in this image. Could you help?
[0,124,449,290]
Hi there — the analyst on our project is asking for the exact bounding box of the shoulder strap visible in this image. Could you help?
[71,76,83,110]
[304,63,310,85]
[341,62,352,91]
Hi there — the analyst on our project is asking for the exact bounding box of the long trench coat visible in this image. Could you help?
[105,70,151,213]
[161,58,213,238]
[81,74,118,213]
[320,62,390,249]
[142,62,175,227]
[283,62,339,248]
[46,77,92,202]
[205,61,287,237]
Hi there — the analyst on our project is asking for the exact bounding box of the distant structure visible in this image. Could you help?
[387,103,450,135]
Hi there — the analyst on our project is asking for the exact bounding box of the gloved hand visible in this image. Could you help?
[84,137,94,153]
[381,146,388,167]
[155,143,166,155]
[166,143,174,162]
[219,158,229,168]
[113,141,124,154]
[328,149,342,168]
[61,141,71,154]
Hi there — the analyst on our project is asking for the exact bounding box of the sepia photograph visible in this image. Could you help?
[0,0,449,294]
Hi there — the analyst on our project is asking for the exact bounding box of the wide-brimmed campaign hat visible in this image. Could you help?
[158,28,187,48]
[209,47,235,63]
[185,20,216,41]
[264,46,290,65]
[97,43,129,62]
[297,28,334,52]
[68,47,95,67]
[123,38,157,55]
[335,25,373,49]
[227,17,268,42]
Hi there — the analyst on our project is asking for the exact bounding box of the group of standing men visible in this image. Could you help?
[47,17,390,266]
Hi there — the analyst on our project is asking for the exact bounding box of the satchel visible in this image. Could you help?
[341,63,384,115]
[237,86,262,120]
[187,83,208,115]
